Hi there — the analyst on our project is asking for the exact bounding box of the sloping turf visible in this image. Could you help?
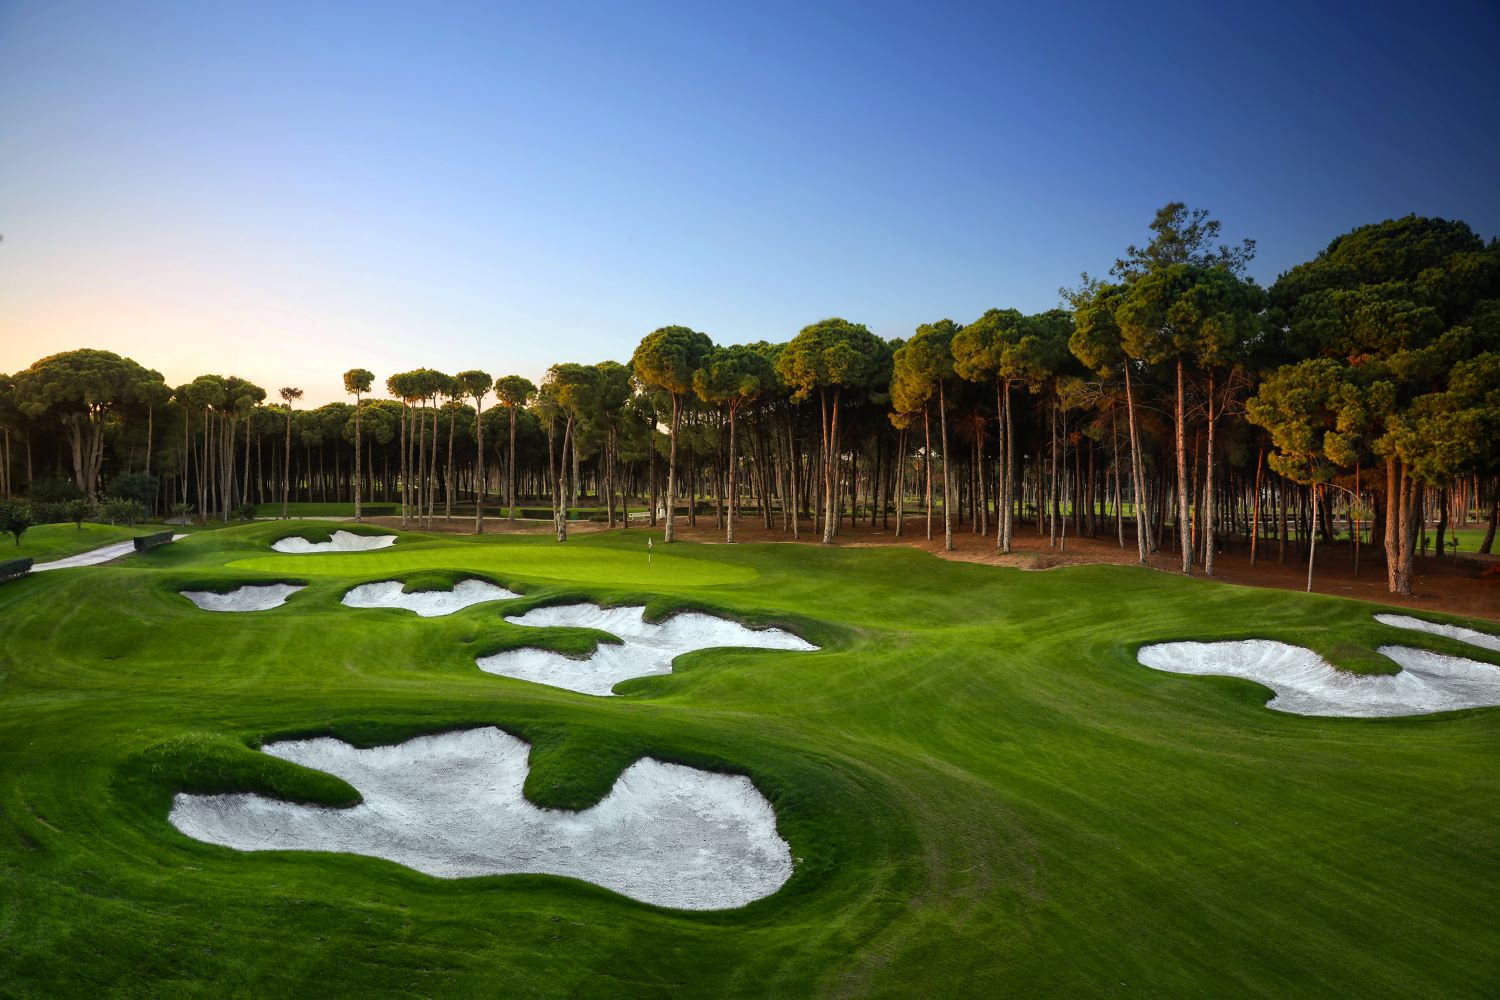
[1,520,1497,997]
[2,522,157,563]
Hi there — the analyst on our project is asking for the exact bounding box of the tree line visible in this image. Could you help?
[2,205,1496,595]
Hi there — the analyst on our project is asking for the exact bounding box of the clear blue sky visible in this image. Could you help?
[1,0,1497,403]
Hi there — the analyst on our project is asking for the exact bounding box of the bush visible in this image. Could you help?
[109,473,159,508]
[133,531,176,553]
[0,500,37,547]
[234,503,258,522]
[65,498,97,529]
[0,556,32,581]
[28,478,82,503]
[99,498,147,526]
[26,501,75,525]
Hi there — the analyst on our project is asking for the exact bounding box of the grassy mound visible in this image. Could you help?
[3,522,156,563]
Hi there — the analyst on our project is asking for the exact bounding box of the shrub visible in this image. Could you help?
[0,500,37,547]
[28,478,82,503]
[133,531,176,553]
[109,473,159,508]
[100,498,147,527]
[0,556,32,581]
[65,498,97,529]
[234,503,258,522]
[27,501,70,525]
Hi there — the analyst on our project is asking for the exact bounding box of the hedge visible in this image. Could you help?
[133,531,177,553]
[0,557,33,583]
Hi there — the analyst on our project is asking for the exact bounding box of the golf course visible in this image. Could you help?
[5,3,1499,994]
[3,521,1498,996]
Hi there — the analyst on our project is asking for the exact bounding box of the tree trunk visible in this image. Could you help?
[1123,365,1148,563]
[1048,399,1058,547]
[787,410,799,539]
[649,440,659,528]
[1250,447,1263,567]
[1434,487,1449,560]
[939,383,953,551]
[1175,359,1191,574]
[507,406,518,520]
[427,404,439,526]
[727,405,738,543]
[1306,479,1319,593]
[665,396,680,542]
[820,389,840,545]
[1384,457,1400,591]
[400,402,411,527]
[472,396,484,533]
[1204,372,1217,576]
[555,416,572,542]
[924,407,933,542]
[895,426,907,537]
[446,405,457,523]
[1058,405,1068,551]
[1111,409,1124,549]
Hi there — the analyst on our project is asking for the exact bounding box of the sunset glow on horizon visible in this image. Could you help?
[3,1,1497,402]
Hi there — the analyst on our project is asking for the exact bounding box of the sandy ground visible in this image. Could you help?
[476,603,818,696]
[1137,636,1500,717]
[182,583,304,612]
[272,530,396,553]
[341,579,518,617]
[169,727,792,910]
[32,534,188,572]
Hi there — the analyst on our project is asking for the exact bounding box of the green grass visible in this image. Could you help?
[255,501,622,519]
[253,502,387,517]
[1433,526,1493,552]
[1,521,158,562]
[2,521,1499,997]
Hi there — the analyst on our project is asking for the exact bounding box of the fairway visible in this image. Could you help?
[3,522,1499,997]
[231,528,758,587]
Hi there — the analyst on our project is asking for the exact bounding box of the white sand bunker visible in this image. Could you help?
[1137,639,1500,717]
[477,603,818,696]
[1374,613,1500,654]
[182,583,304,612]
[168,727,791,910]
[271,530,396,554]
[342,579,518,617]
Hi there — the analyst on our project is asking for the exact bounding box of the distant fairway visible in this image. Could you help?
[231,527,757,588]
[2,521,1499,997]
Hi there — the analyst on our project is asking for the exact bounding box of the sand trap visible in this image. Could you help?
[168,727,791,910]
[1374,613,1500,654]
[477,603,818,696]
[1136,639,1500,717]
[271,530,396,554]
[341,579,518,617]
[33,534,188,572]
[182,583,304,612]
